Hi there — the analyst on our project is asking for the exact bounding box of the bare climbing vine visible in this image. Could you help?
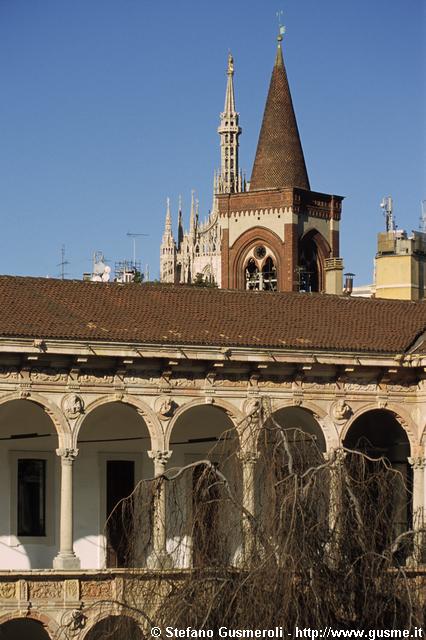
[60,399,425,639]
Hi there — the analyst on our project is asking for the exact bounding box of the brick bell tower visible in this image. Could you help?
[218,30,344,293]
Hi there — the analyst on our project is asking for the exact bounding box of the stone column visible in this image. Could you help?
[324,448,346,563]
[53,448,81,569]
[238,450,259,564]
[408,448,426,564]
[147,449,172,567]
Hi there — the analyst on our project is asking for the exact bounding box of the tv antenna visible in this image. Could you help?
[57,244,70,280]
[420,200,426,233]
[126,232,149,264]
[380,196,395,232]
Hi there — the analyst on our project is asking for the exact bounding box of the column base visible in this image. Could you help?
[53,553,81,570]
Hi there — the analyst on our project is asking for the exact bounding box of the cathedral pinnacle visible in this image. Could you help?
[189,190,196,235]
[217,52,242,194]
[163,197,173,238]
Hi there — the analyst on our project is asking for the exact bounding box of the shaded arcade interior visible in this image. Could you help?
[343,409,412,558]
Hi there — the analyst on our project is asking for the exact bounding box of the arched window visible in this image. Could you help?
[244,247,277,291]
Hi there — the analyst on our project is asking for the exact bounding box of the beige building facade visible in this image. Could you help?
[375,230,426,300]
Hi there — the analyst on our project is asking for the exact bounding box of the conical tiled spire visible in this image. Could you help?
[250,38,310,191]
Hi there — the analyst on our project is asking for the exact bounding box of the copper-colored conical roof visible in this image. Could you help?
[250,41,310,191]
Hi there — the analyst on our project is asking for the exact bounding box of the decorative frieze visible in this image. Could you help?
[28,580,63,600]
[78,371,114,384]
[0,366,19,380]
[80,580,112,600]
[30,368,68,383]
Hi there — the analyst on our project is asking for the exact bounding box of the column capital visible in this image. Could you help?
[408,456,426,470]
[238,450,260,465]
[148,450,172,468]
[56,448,79,462]
[324,448,346,465]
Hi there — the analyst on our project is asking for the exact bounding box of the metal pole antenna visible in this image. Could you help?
[126,233,149,265]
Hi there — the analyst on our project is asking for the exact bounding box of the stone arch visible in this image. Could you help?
[165,397,244,568]
[72,395,162,450]
[0,611,58,640]
[264,399,331,452]
[74,395,162,569]
[0,391,69,447]
[341,403,416,453]
[165,397,244,448]
[420,420,426,446]
[298,228,331,292]
[342,404,414,561]
[82,614,143,640]
[229,226,285,290]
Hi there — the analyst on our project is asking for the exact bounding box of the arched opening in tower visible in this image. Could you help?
[298,235,320,292]
[244,246,277,291]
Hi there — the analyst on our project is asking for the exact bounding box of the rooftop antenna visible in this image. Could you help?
[420,200,426,233]
[380,196,395,232]
[91,251,111,282]
[126,232,149,264]
[57,244,70,280]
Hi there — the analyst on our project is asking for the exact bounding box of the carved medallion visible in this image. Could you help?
[62,393,84,420]
[0,582,16,599]
[331,399,352,421]
[155,395,176,420]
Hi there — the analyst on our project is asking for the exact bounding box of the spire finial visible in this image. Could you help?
[276,10,286,42]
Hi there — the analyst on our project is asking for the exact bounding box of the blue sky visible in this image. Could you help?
[0,0,424,284]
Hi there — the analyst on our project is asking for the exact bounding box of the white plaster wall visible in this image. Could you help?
[0,400,60,570]
[74,402,154,569]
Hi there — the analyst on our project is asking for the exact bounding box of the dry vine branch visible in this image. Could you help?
[62,400,425,639]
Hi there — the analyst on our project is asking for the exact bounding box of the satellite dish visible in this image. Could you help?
[101,265,111,282]
[91,252,111,282]
[94,260,106,275]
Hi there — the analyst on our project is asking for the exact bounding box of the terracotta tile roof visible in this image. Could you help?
[0,276,425,355]
[250,43,310,192]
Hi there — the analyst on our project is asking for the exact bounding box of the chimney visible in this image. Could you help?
[344,272,355,295]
